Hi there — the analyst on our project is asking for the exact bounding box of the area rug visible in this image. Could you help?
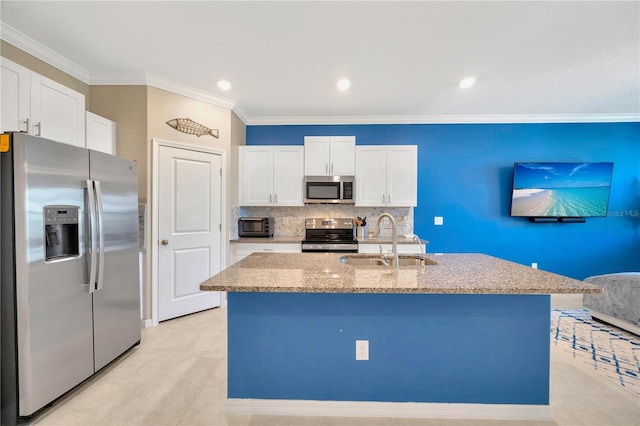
[551,309,640,396]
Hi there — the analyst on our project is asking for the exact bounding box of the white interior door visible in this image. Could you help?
[158,145,222,321]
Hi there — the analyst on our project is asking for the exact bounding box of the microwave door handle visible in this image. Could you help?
[86,180,98,292]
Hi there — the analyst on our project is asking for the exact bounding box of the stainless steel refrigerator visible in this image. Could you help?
[1,132,141,423]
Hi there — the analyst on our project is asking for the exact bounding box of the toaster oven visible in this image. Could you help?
[238,217,273,237]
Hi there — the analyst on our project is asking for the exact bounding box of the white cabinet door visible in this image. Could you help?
[273,146,304,206]
[386,145,417,207]
[355,146,386,206]
[31,74,85,147]
[355,145,417,207]
[304,136,355,175]
[329,136,356,175]
[240,146,304,206]
[240,146,273,206]
[86,111,115,154]
[304,136,331,175]
[234,243,302,263]
[1,58,30,133]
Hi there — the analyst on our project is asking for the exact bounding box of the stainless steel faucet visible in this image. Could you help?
[412,234,425,260]
[374,213,399,267]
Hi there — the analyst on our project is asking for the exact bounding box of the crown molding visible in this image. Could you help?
[0,22,90,83]
[89,73,148,86]
[244,113,640,126]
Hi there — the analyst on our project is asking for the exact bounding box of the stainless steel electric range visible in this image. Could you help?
[301,218,358,253]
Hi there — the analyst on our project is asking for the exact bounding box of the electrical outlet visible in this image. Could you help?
[531,262,538,269]
[434,216,444,226]
[356,340,369,361]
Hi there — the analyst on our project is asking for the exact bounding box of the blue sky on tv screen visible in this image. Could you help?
[513,162,613,189]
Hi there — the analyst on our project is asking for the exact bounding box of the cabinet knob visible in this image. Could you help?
[161,239,169,246]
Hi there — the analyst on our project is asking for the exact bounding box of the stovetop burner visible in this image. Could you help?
[301,218,358,253]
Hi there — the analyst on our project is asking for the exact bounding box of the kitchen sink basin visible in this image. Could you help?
[340,254,437,267]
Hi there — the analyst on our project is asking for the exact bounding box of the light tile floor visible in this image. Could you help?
[30,295,640,426]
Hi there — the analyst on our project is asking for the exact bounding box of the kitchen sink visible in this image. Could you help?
[340,254,437,267]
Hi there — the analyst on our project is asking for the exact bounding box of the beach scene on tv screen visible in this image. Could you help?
[511,162,613,217]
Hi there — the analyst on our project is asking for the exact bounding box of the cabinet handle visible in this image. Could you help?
[269,194,273,204]
[22,118,30,133]
[34,121,41,136]
[325,163,328,174]
[331,163,334,174]
[387,194,391,204]
[274,194,278,204]
[382,194,385,204]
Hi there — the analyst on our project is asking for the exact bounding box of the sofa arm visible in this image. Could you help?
[583,272,640,328]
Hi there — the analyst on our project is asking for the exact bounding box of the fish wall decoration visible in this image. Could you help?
[166,118,219,139]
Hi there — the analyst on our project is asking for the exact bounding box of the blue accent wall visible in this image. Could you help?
[247,123,640,279]
[228,292,551,405]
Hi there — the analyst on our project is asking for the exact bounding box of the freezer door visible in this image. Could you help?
[12,134,94,416]
[89,150,141,371]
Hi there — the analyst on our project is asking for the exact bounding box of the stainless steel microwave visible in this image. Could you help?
[238,217,273,237]
[304,176,355,204]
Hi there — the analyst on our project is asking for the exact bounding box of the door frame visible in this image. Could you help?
[150,138,227,326]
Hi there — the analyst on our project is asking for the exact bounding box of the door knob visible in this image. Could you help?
[161,239,169,246]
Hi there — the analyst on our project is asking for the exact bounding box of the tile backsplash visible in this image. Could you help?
[232,205,413,239]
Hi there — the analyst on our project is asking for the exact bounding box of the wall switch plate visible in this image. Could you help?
[356,340,369,360]
[434,216,444,226]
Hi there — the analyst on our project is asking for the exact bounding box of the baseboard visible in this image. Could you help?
[225,399,552,421]
[587,309,640,336]
[140,319,154,329]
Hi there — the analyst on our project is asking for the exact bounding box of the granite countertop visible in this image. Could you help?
[200,252,601,295]
[231,237,425,245]
[358,237,429,245]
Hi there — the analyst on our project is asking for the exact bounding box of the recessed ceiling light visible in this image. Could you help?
[217,80,232,91]
[337,79,351,91]
[459,77,476,89]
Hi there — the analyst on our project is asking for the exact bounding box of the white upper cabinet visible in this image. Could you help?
[1,58,86,148]
[86,111,116,154]
[304,136,355,176]
[356,145,417,207]
[1,58,30,133]
[240,145,304,206]
[31,73,85,147]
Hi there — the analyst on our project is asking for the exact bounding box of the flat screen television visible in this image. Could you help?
[510,162,614,218]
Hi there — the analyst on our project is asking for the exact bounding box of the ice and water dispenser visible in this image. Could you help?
[44,206,79,260]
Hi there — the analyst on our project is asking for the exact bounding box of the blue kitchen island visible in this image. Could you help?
[200,253,600,421]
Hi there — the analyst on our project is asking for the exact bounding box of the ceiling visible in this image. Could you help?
[1,1,639,125]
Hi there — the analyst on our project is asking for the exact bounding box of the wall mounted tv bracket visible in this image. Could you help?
[528,217,586,223]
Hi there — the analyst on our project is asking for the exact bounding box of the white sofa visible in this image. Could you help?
[583,272,640,336]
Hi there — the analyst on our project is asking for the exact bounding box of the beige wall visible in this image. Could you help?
[1,40,90,107]
[89,86,148,201]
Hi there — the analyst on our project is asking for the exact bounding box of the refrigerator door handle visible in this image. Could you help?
[86,180,98,292]
[95,180,105,291]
